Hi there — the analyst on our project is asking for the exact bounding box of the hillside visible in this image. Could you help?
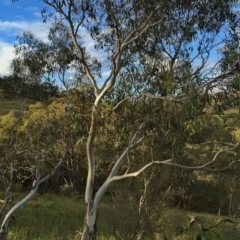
[1,81,240,239]
[0,89,39,116]
[0,76,59,116]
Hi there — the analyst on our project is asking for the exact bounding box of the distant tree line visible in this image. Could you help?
[0,75,60,100]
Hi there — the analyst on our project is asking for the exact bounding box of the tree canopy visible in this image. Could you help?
[3,0,240,239]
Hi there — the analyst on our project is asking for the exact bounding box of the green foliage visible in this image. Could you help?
[0,74,59,100]
[59,184,78,196]
[0,111,18,143]
[6,0,240,239]
[0,96,89,192]
[11,25,101,89]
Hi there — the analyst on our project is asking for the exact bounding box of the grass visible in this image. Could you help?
[158,208,240,240]
[0,191,239,240]
[6,192,85,240]
[0,91,38,116]
[4,192,117,240]
[1,89,239,239]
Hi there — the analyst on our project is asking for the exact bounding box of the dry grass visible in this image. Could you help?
[0,91,38,116]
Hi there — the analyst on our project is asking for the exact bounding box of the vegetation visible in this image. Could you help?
[0,0,239,239]
[0,191,239,240]
[6,192,84,240]
[1,81,240,239]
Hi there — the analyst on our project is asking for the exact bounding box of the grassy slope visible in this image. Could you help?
[4,192,239,240]
[6,192,117,240]
[6,192,84,240]
[0,90,39,116]
[1,89,240,239]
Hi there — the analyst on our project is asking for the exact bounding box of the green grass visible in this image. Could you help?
[1,88,239,239]
[0,91,38,116]
[157,208,240,240]
[1,191,239,240]
[5,192,116,240]
[6,192,85,240]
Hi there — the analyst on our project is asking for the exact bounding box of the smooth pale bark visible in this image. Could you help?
[37,2,166,239]
[80,141,240,239]
[0,185,38,240]
[0,148,68,240]
[81,201,97,240]
[36,2,240,240]
[80,125,146,239]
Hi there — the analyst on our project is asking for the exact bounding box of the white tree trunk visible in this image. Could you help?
[0,186,39,240]
[81,201,97,240]
[0,149,68,240]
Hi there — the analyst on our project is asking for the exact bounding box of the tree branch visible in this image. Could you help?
[0,146,69,237]
[106,141,240,183]
[94,121,147,205]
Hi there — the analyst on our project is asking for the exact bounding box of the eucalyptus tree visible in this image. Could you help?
[10,0,240,239]
[11,22,101,89]
[0,99,74,239]
[0,101,89,240]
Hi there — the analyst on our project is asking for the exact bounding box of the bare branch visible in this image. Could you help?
[85,110,97,203]
[0,146,69,238]
[112,92,187,111]
[38,147,69,185]
[94,122,147,205]
[208,218,240,230]
[109,121,147,179]
[100,4,165,96]
[106,141,240,183]
[43,0,99,96]
[122,5,164,48]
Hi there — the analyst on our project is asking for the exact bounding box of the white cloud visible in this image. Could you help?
[25,7,39,12]
[0,41,15,76]
[102,71,110,77]
[24,7,42,18]
[14,15,25,20]
[0,20,50,41]
[79,27,106,62]
[32,11,42,18]
[0,20,105,57]
[0,20,108,77]
[0,20,50,76]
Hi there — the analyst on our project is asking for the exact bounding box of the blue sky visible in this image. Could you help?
[1,1,239,85]
[0,0,105,80]
[0,0,51,76]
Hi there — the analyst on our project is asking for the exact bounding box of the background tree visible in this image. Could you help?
[0,99,73,238]
[10,0,240,239]
[11,24,101,90]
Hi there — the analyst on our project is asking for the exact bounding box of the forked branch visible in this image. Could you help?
[106,141,240,183]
